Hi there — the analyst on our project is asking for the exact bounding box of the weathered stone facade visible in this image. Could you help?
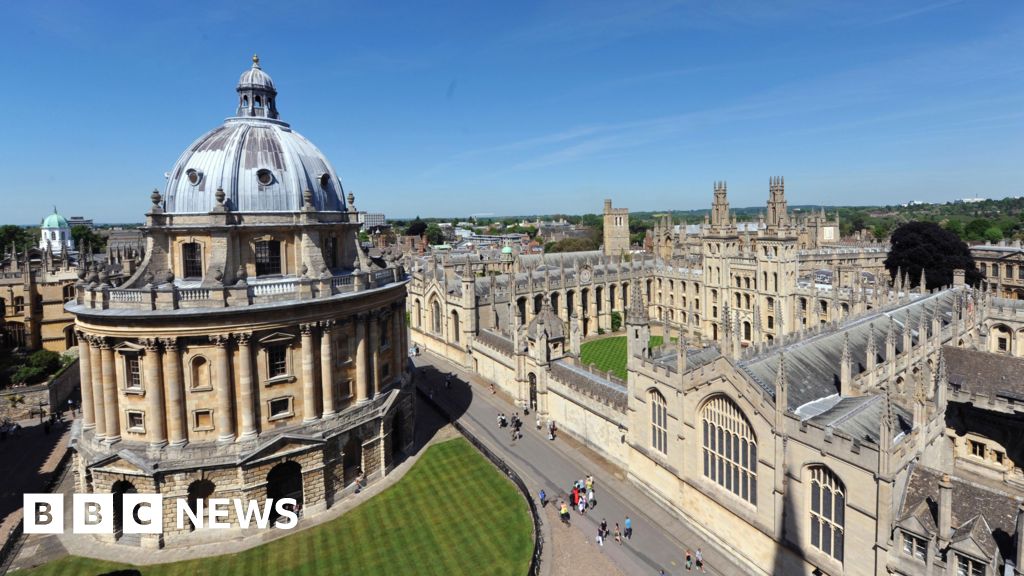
[64,57,414,548]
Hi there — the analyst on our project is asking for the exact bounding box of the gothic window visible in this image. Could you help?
[254,240,282,276]
[809,466,845,562]
[182,242,203,279]
[432,300,442,333]
[767,315,774,329]
[701,395,757,505]
[451,310,461,343]
[902,532,927,561]
[650,390,668,454]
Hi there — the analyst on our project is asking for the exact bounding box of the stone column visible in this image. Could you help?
[355,314,369,403]
[161,337,187,446]
[142,338,167,447]
[76,331,95,430]
[237,333,257,440]
[392,307,404,386]
[89,336,106,439]
[320,321,336,418]
[370,314,381,396]
[99,337,120,443]
[213,334,235,442]
[301,323,319,423]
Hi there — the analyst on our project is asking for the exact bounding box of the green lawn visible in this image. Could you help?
[13,438,533,576]
[580,335,668,380]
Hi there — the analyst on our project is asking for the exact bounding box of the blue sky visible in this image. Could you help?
[1,1,1021,223]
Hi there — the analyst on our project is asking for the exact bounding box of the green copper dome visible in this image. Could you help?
[41,210,69,229]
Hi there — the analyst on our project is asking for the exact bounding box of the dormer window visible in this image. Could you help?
[186,169,203,186]
[319,173,331,190]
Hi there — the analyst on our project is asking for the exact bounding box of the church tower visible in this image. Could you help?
[603,199,630,257]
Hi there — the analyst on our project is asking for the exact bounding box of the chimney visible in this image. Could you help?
[953,269,966,287]
[938,474,953,548]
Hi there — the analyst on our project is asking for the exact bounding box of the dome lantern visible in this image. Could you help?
[236,54,279,119]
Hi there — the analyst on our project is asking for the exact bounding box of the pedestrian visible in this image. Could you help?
[578,496,587,515]
[596,524,604,546]
[614,522,622,545]
[536,415,541,430]
[599,518,608,540]
[696,548,705,573]
[587,488,595,509]
[539,489,547,507]
[685,549,693,571]
[624,516,632,540]
[571,486,579,507]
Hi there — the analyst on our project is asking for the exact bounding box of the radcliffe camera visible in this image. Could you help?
[0,3,1021,576]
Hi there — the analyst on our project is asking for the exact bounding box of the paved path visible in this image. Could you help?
[415,351,754,576]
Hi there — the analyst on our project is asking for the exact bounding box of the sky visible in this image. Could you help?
[0,0,1022,224]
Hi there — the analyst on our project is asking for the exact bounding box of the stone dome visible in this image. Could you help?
[162,57,347,214]
[41,210,69,228]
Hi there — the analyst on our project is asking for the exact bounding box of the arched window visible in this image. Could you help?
[650,390,668,454]
[414,299,422,328]
[451,310,461,343]
[809,466,845,562]
[701,395,757,504]
[254,240,281,276]
[431,299,442,334]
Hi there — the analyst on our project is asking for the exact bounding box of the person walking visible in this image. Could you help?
[538,489,547,507]
[685,549,693,571]
[624,516,633,540]
[599,518,608,542]
[578,495,587,515]
[596,524,604,547]
[614,523,622,545]
[587,487,595,510]
[695,548,705,573]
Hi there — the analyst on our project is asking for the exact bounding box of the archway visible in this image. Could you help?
[528,373,538,411]
[267,461,303,524]
[111,480,138,539]
[343,435,363,485]
[186,479,215,531]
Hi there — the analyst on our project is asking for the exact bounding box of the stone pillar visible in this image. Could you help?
[370,314,381,396]
[355,314,369,403]
[99,337,120,443]
[237,333,257,440]
[89,336,106,439]
[392,307,404,385]
[301,323,319,423]
[141,339,167,447]
[320,321,336,418]
[161,337,187,446]
[213,334,235,442]
[77,331,95,430]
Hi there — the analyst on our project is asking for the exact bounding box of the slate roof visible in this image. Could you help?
[739,289,959,412]
[899,465,1021,561]
[944,346,1024,402]
[805,395,911,444]
[550,360,627,411]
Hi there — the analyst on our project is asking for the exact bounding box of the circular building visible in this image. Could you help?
[66,56,413,548]
[39,208,73,254]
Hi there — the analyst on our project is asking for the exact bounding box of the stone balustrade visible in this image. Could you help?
[71,266,406,313]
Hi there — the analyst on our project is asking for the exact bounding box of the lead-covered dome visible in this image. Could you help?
[162,56,347,214]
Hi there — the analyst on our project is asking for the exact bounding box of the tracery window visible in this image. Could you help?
[701,395,756,504]
[809,466,845,562]
[650,390,668,454]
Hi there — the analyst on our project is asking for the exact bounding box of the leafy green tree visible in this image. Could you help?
[610,311,622,332]
[0,225,33,252]
[984,226,1004,243]
[425,224,445,245]
[70,225,106,252]
[943,219,965,238]
[884,221,982,290]
[964,219,990,241]
[406,217,427,237]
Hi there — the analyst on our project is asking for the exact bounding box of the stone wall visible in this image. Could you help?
[0,358,78,421]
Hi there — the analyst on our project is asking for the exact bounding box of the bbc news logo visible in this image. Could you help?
[24,493,299,534]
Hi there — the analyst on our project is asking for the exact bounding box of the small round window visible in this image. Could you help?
[186,169,203,186]
[319,173,331,190]
[257,169,274,186]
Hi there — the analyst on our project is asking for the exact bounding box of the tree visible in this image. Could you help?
[424,224,445,245]
[71,225,106,252]
[0,225,33,252]
[943,219,965,239]
[405,217,427,237]
[610,311,622,332]
[964,219,990,241]
[884,221,982,290]
[984,226,1004,244]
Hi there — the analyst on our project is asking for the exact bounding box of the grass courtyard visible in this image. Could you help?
[580,335,668,380]
[13,438,533,576]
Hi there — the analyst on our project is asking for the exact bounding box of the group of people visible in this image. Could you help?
[569,474,597,515]
[497,411,524,441]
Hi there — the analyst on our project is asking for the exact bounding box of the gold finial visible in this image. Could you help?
[252,54,260,66]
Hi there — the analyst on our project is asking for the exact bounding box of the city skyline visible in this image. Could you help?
[1,1,1022,223]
